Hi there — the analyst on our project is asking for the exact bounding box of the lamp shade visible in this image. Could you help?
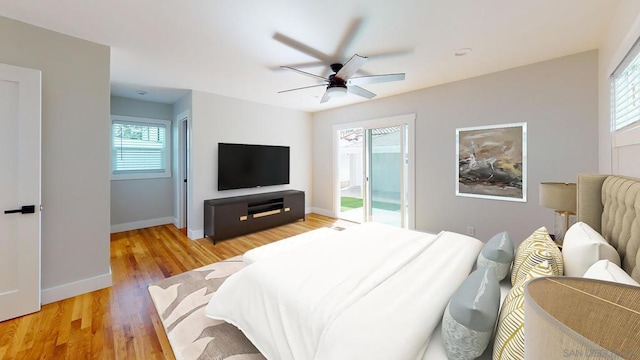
[524,277,640,359]
[539,182,576,213]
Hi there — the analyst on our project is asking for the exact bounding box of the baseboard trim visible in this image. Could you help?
[309,207,335,218]
[110,217,175,233]
[41,270,113,305]
[189,228,204,240]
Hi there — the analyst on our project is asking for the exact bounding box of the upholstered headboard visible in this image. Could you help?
[577,174,640,282]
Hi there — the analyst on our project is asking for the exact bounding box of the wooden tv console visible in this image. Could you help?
[204,190,305,244]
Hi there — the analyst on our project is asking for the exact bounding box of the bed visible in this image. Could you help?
[576,173,640,282]
[204,173,640,360]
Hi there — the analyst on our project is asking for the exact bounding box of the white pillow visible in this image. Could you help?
[583,260,640,286]
[562,222,621,277]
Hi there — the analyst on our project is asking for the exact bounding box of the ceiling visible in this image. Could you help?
[0,0,621,112]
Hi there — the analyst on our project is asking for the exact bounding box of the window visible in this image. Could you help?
[111,115,171,180]
[611,37,640,176]
[611,38,640,131]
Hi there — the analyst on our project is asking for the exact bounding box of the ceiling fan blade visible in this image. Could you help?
[336,54,368,80]
[348,85,376,99]
[270,61,326,71]
[365,48,414,60]
[280,66,327,81]
[334,18,364,60]
[348,73,405,86]
[320,90,331,103]
[278,84,327,94]
[273,33,331,62]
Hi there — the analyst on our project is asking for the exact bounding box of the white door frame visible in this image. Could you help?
[332,113,416,229]
[0,63,41,322]
[175,110,190,230]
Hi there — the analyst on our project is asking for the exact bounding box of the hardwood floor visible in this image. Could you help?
[0,213,343,359]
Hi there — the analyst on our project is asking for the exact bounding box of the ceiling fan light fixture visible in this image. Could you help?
[327,86,347,98]
[279,53,405,103]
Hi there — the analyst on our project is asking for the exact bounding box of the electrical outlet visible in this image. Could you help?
[467,226,475,236]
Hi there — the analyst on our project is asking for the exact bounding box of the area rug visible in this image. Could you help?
[148,224,353,359]
[148,256,266,360]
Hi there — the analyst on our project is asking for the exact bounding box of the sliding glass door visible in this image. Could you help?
[336,115,414,228]
[367,125,407,228]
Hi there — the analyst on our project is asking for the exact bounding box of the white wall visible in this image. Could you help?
[598,2,640,175]
[313,51,599,245]
[0,16,111,303]
[189,91,313,239]
[110,96,175,232]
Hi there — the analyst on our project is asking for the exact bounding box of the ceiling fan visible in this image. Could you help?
[273,18,409,103]
[278,54,405,103]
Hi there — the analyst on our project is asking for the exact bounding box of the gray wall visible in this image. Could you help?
[189,91,313,239]
[313,51,599,245]
[0,16,111,302]
[111,96,173,120]
[110,96,175,230]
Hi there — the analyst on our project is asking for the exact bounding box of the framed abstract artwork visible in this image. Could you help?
[456,122,527,202]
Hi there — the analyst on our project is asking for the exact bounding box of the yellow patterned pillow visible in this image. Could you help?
[493,261,556,360]
[511,227,563,285]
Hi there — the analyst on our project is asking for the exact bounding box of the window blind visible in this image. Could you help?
[112,120,167,173]
[611,37,640,131]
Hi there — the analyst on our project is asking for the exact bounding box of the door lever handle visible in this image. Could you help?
[4,205,36,214]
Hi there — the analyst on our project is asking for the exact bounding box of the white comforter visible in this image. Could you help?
[206,222,482,360]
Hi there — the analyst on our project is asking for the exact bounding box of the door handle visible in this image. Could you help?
[4,205,36,214]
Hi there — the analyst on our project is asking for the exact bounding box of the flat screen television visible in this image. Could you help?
[218,143,290,191]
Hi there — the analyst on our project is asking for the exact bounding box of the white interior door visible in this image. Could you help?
[0,63,41,322]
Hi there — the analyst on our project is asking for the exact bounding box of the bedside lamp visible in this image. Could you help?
[539,182,576,242]
[524,277,640,359]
